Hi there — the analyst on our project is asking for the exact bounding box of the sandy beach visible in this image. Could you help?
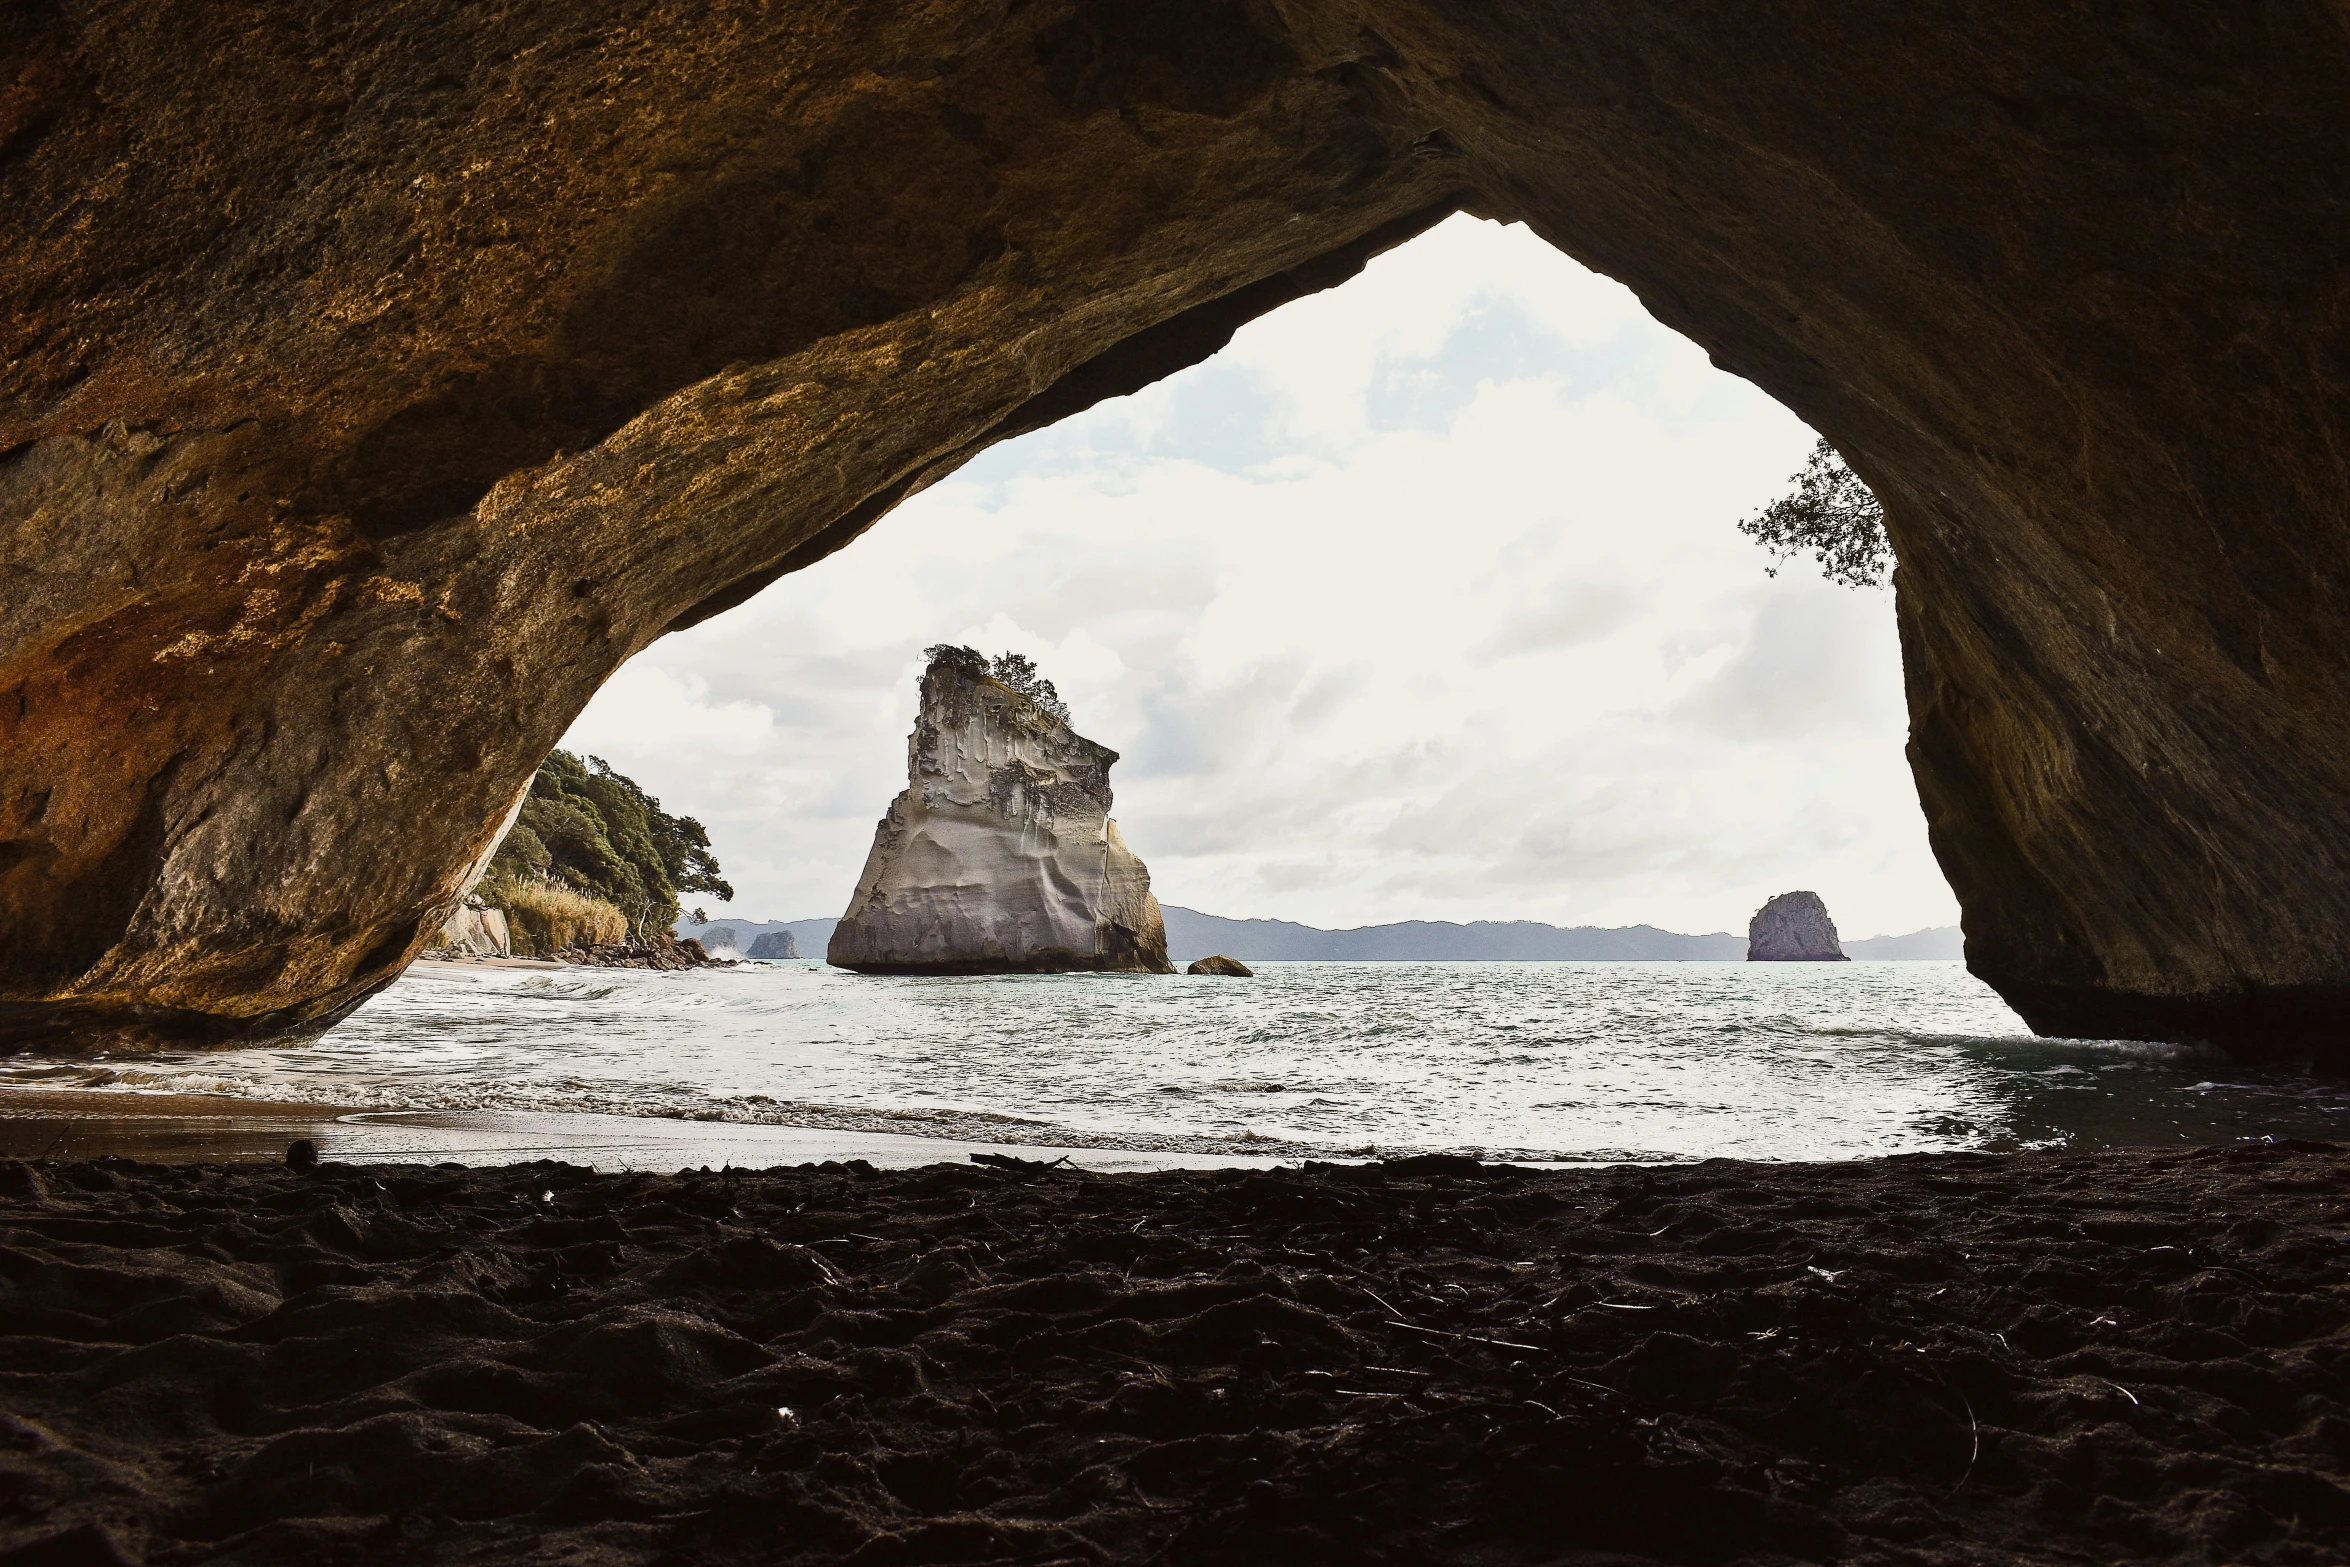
[0,1090,363,1166]
[4,1142,2347,1564]
[0,1089,1299,1173]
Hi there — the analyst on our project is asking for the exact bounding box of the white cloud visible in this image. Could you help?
[1480,582,1642,660]
[561,215,1959,940]
[563,664,775,755]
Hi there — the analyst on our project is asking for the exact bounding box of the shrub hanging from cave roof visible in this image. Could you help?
[1739,437,1892,589]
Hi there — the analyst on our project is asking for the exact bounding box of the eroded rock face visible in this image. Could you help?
[431,905,511,959]
[746,930,798,961]
[829,650,1171,975]
[1748,893,1848,963]
[5,4,2350,1052]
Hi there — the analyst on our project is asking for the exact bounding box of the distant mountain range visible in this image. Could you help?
[678,909,1964,962]
[1162,908,1961,961]
[1836,926,1969,960]
[1163,908,1746,961]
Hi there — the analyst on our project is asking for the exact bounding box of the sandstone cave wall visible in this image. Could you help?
[3,2,2348,1050]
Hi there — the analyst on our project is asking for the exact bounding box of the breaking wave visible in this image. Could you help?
[12,959,2350,1162]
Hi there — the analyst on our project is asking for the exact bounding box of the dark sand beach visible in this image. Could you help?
[0,1093,1299,1174]
[5,1143,2349,1565]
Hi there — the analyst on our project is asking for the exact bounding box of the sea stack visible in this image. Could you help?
[1748,891,1850,961]
[829,647,1175,974]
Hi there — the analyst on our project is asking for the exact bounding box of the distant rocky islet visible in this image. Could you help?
[1747,890,1851,962]
[692,925,795,959]
[746,929,799,960]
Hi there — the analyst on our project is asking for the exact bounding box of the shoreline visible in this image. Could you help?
[3,1142,2344,1564]
[412,953,752,971]
[0,1087,1308,1172]
[0,1088,369,1165]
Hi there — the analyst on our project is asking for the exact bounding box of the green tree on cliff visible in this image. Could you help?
[921,645,1073,722]
[988,651,1070,721]
[484,750,730,937]
[1740,437,1892,588]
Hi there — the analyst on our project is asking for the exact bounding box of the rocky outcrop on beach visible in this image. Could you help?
[830,649,1172,974]
[429,900,511,958]
[1188,955,1254,977]
[747,930,799,960]
[1748,891,1850,961]
[551,933,714,971]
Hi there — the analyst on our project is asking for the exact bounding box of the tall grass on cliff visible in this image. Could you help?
[481,749,731,937]
[488,876,629,956]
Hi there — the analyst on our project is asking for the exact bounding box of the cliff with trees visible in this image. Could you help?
[479,751,731,957]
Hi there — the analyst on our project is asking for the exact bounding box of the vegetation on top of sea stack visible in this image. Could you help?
[1740,437,1892,588]
[925,644,1072,722]
[482,750,730,947]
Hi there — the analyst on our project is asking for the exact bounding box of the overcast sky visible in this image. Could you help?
[562,215,1961,940]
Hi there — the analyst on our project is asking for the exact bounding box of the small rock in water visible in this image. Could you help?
[1188,954,1255,977]
[1747,891,1849,961]
[285,1138,320,1172]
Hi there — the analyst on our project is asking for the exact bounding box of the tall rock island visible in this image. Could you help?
[1748,892,1850,962]
[829,648,1173,975]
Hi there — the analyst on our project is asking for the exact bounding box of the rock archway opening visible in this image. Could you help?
[564,213,1945,963]
[5,3,2348,1057]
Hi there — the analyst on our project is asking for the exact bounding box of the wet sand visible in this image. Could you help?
[0,1089,1296,1172]
[5,1143,2348,1564]
[0,1090,361,1165]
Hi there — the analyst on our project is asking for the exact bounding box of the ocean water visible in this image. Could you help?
[16,959,2350,1164]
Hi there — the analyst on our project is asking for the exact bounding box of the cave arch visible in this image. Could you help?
[4,2,2348,1055]
[594,212,1926,948]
